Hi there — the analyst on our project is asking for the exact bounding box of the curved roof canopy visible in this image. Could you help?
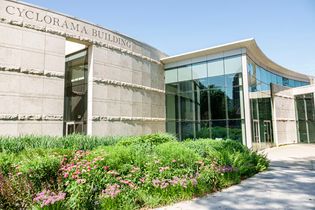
[161,39,311,82]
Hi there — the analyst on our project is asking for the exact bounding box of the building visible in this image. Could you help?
[162,40,315,149]
[0,0,314,149]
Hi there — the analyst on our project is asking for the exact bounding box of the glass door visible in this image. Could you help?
[263,120,272,143]
[253,120,260,143]
[66,121,84,135]
[64,49,88,135]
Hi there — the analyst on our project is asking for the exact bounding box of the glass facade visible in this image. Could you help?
[64,49,88,135]
[295,93,315,143]
[165,55,245,142]
[247,57,309,147]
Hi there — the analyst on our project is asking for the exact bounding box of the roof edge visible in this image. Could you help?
[161,39,310,82]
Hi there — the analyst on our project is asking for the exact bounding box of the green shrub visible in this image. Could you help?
[117,133,176,146]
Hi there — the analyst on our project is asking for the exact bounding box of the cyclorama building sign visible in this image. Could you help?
[3,4,132,49]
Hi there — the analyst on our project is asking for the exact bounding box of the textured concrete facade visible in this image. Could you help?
[0,0,166,136]
[271,85,298,146]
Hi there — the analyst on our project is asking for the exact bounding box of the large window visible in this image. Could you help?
[64,49,88,135]
[165,54,245,142]
[295,93,315,143]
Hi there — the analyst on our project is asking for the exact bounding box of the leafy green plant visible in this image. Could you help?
[0,133,269,209]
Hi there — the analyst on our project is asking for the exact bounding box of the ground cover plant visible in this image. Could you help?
[0,133,269,209]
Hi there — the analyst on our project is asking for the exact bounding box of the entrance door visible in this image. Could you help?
[64,47,88,135]
[263,120,272,143]
[253,120,260,143]
[66,121,84,135]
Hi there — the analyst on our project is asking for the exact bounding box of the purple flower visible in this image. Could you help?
[33,190,66,207]
[102,184,121,198]
[152,179,161,188]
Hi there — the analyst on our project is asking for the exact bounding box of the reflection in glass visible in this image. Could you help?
[210,89,226,119]
[178,65,192,82]
[166,94,178,120]
[192,62,207,79]
[165,54,245,142]
[208,75,225,89]
[64,49,88,135]
[224,55,242,74]
[195,121,210,138]
[211,120,227,139]
[208,58,224,77]
[228,120,242,142]
[165,69,177,84]
[179,92,194,120]
[181,121,195,140]
[195,90,209,120]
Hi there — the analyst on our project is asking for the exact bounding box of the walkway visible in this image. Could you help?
[156,144,315,210]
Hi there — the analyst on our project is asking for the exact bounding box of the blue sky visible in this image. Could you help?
[22,0,315,75]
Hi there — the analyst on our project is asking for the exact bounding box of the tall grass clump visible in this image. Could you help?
[0,134,125,153]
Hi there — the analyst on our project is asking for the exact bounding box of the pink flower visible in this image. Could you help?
[140,177,146,183]
[76,179,86,184]
[172,159,177,163]
[152,179,161,188]
[63,173,69,178]
[33,190,66,207]
[159,166,170,172]
[103,166,109,171]
[102,184,121,198]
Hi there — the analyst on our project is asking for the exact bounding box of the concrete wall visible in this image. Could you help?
[0,23,65,136]
[91,46,165,136]
[0,0,166,136]
[271,85,297,145]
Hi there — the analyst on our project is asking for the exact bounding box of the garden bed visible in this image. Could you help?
[0,133,269,209]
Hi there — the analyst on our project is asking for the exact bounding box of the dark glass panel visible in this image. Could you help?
[193,78,209,90]
[179,80,194,92]
[195,90,209,120]
[195,121,210,139]
[258,98,272,120]
[210,120,227,139]
[225,73,242,87]
[166,121,179,137]
[64,49,88,123]
[209,89,226,120]
[283,77,289,86]
[165,83,179,94]
[298,121,308,143]
[250,99,259,120]
[305,94,315,121]
[166,94,178,120]
[226,86,241,119]
[208,75,225,89]
[179,92,194,120]
[181,121,195,140]
[64,49,88,135]
[296,98,306,120]
[308,121,315,143]
[228,120,242,142]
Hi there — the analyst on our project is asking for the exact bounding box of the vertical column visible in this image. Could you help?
[270,89,279,146]
[241,53,253,148]
[87,45,94,135]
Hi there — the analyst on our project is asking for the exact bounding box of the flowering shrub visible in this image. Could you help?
[33,190,66,208]
[0,134,269,209]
